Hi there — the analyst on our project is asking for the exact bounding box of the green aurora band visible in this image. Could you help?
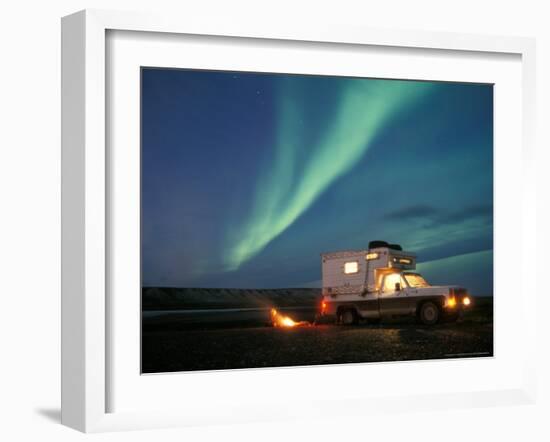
[224,78,434,271]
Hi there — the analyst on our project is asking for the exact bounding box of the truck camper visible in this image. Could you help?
[319,241,471,325]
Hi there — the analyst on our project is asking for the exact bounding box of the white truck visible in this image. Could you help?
[318,241,471,325]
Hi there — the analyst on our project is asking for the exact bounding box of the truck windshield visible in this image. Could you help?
[403,273,430,288]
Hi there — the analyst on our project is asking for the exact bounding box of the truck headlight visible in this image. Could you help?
[463,297,471,306]
[446,297,457,308]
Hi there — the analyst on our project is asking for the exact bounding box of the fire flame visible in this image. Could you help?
[270,308,308,328]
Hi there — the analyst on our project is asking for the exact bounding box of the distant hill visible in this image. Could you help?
[142,287,322,311]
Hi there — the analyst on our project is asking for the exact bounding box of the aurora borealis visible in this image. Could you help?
[224,78,434,271]
[141,69,493,295]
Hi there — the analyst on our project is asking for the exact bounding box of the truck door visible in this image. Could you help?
[379,273,410,316]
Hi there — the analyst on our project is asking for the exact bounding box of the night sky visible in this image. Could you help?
[141,68,493,295]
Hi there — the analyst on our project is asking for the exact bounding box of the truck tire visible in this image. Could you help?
[339,309,357,326]
[419,301,440,325]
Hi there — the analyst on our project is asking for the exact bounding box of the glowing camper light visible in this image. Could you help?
[344,261,359,274]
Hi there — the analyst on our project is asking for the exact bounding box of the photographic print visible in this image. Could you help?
[141,68,493,373]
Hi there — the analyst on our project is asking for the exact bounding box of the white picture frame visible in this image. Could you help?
[61,9,537,433]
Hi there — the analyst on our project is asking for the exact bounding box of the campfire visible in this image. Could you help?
[270,308,310,328]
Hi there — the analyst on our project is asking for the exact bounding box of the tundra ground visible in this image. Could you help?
[142,298,493,373]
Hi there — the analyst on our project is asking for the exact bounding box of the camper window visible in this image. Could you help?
[392,257,413,265]
[344,261,359,274]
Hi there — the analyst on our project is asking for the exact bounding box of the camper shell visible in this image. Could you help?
[322,245,416,296]
[319,241,471,325]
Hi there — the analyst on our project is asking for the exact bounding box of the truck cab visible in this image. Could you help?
[319,241,471,325]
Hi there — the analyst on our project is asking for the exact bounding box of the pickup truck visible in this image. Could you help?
[318,241,471,325]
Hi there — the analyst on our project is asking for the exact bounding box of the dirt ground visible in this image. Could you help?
[142,302,493,373]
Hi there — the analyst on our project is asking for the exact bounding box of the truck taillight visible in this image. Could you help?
[321,301,327,313]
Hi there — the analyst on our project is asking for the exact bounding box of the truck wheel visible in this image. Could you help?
[419,302,440,325]
[340,309,357,326]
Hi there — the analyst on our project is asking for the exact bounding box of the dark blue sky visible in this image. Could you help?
[141,68,493,295]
